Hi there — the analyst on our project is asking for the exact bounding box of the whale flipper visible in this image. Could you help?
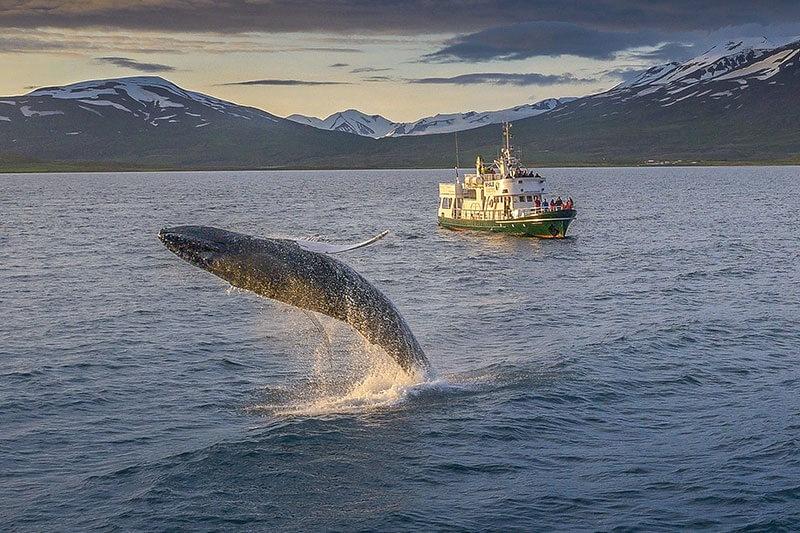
[294,230,389,254]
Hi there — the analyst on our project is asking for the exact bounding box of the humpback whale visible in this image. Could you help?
[158,226,430,376]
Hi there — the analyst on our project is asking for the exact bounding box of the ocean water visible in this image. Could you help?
[2,167,799,531]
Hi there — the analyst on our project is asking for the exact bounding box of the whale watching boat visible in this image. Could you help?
[437,123,576,238]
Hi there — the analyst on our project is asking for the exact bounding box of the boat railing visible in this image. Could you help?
[453,205,570,221]
[523,205,569,215]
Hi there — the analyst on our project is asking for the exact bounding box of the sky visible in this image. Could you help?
[2,1,800,121]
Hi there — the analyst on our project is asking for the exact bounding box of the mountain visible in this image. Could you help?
[286,109,397,138]
[8,76,280,127]
[0,76,370,169]
[286,98,574,138]
[366,36,800,166]
[4,38,800,171]
[609,37,788,104]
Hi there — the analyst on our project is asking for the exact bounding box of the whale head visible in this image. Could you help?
[158,225,308,300]
[159,225,239,270]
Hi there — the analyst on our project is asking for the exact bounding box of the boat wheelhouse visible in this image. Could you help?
[437,123,576,238]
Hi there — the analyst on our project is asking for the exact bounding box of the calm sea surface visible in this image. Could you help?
[2,168,799,531]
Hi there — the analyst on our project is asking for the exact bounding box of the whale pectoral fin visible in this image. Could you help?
[294,230,389,254]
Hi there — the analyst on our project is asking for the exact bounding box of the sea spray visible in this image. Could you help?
[250,308,432,416]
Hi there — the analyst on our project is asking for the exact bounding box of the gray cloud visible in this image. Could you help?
[3,1,800,34]
[220,79,349,86]
[424,22,660,62]
[599,66,652,84]
[329,62,349,67]
[350,66,392,73]
[0,35,65,52]
[410,72,592,86]
[363,75,394,82]
[0,28,363,55]
[629,42,698,62]
[96,56,176,72]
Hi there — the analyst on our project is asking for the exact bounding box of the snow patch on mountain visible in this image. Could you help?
[616,63,681,89]
[21,76,278,126]
[715,48,799,81]
[20,106,64,117]
[605,37,800,109]
[78,99,131,113]
[78,105,104,117]
[288,109,397,138]
[388,98,574,137]
[288,98,575,138]
[32,77,192,109]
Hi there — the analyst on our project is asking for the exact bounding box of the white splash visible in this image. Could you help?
[246,306,438,417]
[279,364,432,417]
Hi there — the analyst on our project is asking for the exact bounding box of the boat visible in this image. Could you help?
[437,123,576,238]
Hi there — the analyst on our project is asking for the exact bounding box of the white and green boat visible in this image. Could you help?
[438,123,576,238]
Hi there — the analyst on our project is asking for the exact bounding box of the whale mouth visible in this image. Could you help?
[159,227,225,268]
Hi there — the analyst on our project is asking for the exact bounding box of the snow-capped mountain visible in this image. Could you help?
[601,37,799,108]
[0,76,279,130]
[5,36,800,171]
[0,75,369,169]
[287,109,397,138]
[287,98,574,138]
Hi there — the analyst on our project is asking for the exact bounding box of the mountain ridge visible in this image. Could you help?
[4,37,800,170]
[286,98,575,138]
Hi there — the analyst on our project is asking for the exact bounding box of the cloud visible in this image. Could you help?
[424,22,661,62]
[598,66,651,84]
[96,56,176,72]
[0,28,364,55]
[629,42,698,62]
[219,79,349,86]
[3,1,800,35]
[362,75,394,82]
[350,66,392,73]
[0,35,65,52]
[329,62,349,67]
[410,72,592,86]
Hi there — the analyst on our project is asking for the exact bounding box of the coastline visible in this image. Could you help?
[5,158,800,174]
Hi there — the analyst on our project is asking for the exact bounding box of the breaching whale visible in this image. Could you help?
[158,226,430,376]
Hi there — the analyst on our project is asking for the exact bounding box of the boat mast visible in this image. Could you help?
[454,130,460,180]
[499,122,514,178]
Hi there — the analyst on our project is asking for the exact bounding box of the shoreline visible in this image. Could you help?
[4,159,800,174]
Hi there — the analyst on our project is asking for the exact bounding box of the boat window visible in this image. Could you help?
[518,195,525,202]
[527,196,533,202]
[501,189,508,194]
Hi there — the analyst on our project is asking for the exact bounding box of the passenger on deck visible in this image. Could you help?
[534,196,541,208]
[555,196,563,206]
[542,198,549,210]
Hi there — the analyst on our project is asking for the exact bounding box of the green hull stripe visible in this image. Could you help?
[438,210,576,238]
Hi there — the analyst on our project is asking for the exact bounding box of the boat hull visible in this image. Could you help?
[438,209,576,238]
